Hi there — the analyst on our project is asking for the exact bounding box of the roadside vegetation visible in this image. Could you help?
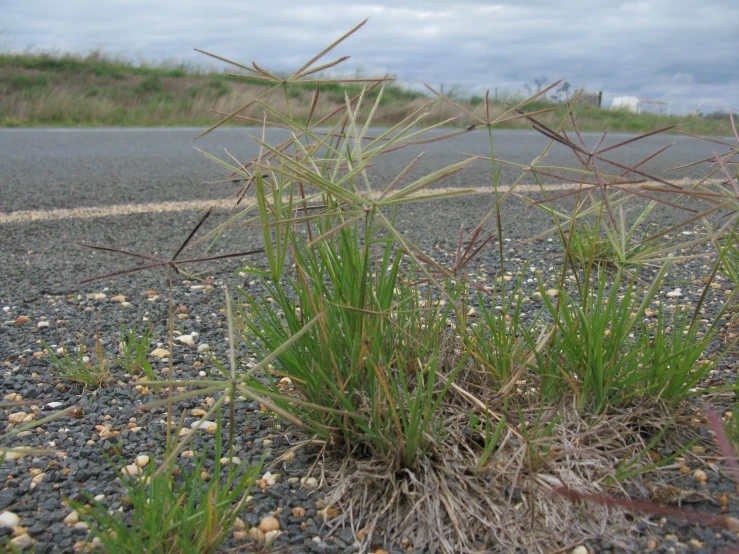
[0,49,735,135]
[3,20,739,554]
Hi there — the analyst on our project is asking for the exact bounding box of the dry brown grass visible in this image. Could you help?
[319,394,690,554]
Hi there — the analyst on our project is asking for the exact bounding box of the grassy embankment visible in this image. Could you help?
[0,50,734,135]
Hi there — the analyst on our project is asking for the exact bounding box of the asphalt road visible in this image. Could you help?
[0,127,730,213]
[0,126,732,299]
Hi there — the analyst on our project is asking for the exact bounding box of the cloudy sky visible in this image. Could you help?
[3,1,738,112]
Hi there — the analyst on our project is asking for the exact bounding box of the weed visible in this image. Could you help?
[534,266,718,412]
[71,415,263,554]
[67,20,739,554]
[116,323,157,380]
[41,336,112,390]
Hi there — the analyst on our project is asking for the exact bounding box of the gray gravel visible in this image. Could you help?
[0,127,738,553]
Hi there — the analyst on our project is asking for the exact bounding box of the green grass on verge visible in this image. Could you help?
[0,50,735,135]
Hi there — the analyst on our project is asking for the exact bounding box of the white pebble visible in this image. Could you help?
[197,344,210,353]
[301,476,319,488]
[220,456,241,466]
[0,510,20,528]
[190,420,218,432]
[10,533,33,550]
[120,464,141,476]
[177,335,195,346]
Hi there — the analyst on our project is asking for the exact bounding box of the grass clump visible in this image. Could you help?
[71,416,263,554]
[41,336,113,389]
[116,323,157,380]
[71,21,739,554]
[535,266,717,412]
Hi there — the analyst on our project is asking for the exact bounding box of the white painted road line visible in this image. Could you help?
[0,180,698,224]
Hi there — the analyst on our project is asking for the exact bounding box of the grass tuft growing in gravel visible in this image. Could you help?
[30,20,739,554]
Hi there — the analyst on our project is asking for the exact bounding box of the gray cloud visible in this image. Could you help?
[4,0,738,111]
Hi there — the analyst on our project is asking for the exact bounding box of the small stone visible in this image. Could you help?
[467,307,476,317]
[258,516,280,533]
[724,516,739,532]
[177,335,195,346]
[120,302,132,308]
[191,420,217,433]
[8,412,27,424]
[0,510,20,528]
[93,293,106,300]
[191,409,206,417]
[197,344,210,353]
[135,455,150,468]
[220,457,241,466]
[181,451,194,458]
[30,472,46,487]
[14,316,30,324]
[646,538,658,549]
[679,465,691,474]
[281,451,296,463]
[318,506,340,520]
[693,469,708,484]
[546,289,559,297]
[248,527,265,541]
[666,288,683,298]
[150,348,170,358]
[121,464,141,476]
[5,447,34,461]
[111,295,126,302]
[264,530,280,544]
[262,472,279,485]
[571,546,589,554]
[233,530,248,540]
[200,469,210,481]
[145,290,157,296]
[291,507,306,518]
[63,512,80,526]
[36,321,49,328]
[9,533,33,550]
[301,476,319,488]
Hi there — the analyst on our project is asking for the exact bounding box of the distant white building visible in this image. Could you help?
[611,96,640,112]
